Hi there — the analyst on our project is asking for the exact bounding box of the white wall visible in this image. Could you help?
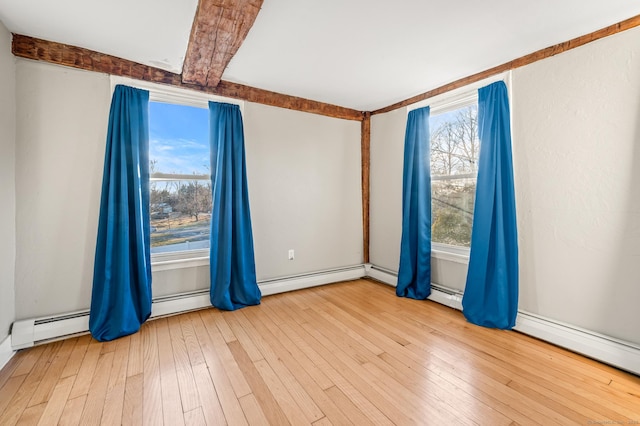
[369,26,640,345]
[0,21,16,340]
[370,108,404,272]
[512,26,640,344]
[15,60,110,319]
[14,60,363,319]
[245,103,362,280]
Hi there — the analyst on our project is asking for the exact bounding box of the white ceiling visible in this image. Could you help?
[1,0,639,111]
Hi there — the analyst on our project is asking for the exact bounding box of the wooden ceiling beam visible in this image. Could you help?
[182,0,263,87]
[11,34,363,121]
[373,14,640,115]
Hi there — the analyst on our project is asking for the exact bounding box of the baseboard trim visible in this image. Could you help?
[260,265,366,296]
[11,265,366,349]
[0,335,15,371]
[514,311,640,376]
[366,263,640,376]
[366,264,463,310]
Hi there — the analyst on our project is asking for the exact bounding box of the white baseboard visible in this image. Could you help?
[514,311,640,376]
[366,264,463,310]
[366,263,640,376]
[0,335,15,371]
[11,265,366,350]
[260,265,365,296]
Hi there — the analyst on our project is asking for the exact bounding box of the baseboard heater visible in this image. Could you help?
[11,264,366,350]
[365,264,640,376]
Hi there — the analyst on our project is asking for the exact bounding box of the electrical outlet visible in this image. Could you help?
[288,249,295,260]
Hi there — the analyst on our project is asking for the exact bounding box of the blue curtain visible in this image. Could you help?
[462,81,519,329]
[209,102,261,310]
[397,106,431,300]
[90,85,152,342]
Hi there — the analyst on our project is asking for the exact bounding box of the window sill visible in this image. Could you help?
[432,243,470,264]
[151,249,209,272]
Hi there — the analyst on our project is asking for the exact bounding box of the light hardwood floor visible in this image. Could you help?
[1,279,639,425]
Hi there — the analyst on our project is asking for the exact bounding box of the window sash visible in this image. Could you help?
[431,173,476,181]
[150,173,210,181]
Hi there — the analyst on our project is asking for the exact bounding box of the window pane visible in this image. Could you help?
[430,105,479,177]
[150,179,211,254]
[149,101,211,255]
[430,103,478,247]
[432,178,475,247]
[149,102,209,175]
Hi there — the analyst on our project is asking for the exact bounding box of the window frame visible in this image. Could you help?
[407,71,512,261]
[110,76,243,271]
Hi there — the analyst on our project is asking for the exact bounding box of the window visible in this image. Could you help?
[149,101,211,256]
[430,100,479,249]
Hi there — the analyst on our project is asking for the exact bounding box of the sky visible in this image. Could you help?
[149,101,210,175]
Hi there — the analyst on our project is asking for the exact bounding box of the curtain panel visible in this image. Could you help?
[90,85,152,342]
[209,102,261,310]
[462,81,519,329]
[397,106,432,300]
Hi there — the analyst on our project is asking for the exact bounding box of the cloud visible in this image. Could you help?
[150,137,209,174]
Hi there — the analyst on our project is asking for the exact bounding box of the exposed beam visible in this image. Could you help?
[361,112,371,264]
[11,34,363,121]
[373,14,640,115]
[182,0,263,87]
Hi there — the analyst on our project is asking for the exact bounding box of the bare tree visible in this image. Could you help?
[175,181,211,221]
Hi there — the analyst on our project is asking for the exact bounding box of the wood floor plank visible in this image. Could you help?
[388,304,631,421]
[29,337,77,407]
[364,293,576,423]
[252,358,310,425]
[0,374,27,417]
[11,345,46,378]
[16,401,46,425]
[78,351,114,425]
[101,337,131,426]
[0,341,64,425]
[192,362,227,426]
[37,374,76,426]
[209,310,237,343]
[247,307,353,425]
[227,340,290,425]
[180,313,206,368]
[167,315,201,413]
[194,311,248,425]
[60,335,92,379]
[238,393,270,426]
[324,385,372,426]
[294,293,455,424]
[184,407,207,426]
[312,417,333,426]
[235,309,324,423]
[58,395,86,426]
[2,280,639,424]
[141,321,163,426]
[269,298,394,425]
[126,326,143,378]
[156,318,185,426]
[259,302,335,391]
[68,340,102,399]
[121,373,143,426]
[223,311,264,362]
[316,287,514,425]
[0,350,28,389]
[196,310,252,398]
